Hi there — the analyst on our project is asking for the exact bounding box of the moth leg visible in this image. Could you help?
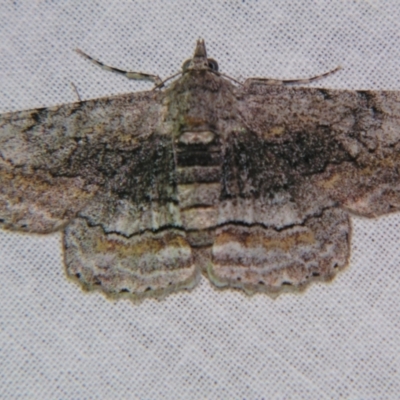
[64,218,199,299]
[75,48,162,86]
[70,82,81,101]
[208,208,350,295]
[243,65,341,87]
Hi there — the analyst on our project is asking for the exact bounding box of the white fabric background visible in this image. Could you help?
[1,1,400,399]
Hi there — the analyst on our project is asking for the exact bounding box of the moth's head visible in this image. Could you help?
[181,39,219,73]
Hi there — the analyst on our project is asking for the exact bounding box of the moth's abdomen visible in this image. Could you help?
[175,131,222,237]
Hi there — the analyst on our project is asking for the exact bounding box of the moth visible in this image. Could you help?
[1,39,400,300]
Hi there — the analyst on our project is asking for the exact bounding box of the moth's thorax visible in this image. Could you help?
[165,69,236,137]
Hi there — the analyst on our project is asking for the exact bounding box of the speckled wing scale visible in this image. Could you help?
[1,40,400,300]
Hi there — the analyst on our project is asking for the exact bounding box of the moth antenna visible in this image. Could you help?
[244,65,342,86]
[219,72,243,86]
[75,48,162,85]
[152,71,182,90]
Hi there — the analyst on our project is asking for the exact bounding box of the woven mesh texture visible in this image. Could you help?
[1,1,400,399]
